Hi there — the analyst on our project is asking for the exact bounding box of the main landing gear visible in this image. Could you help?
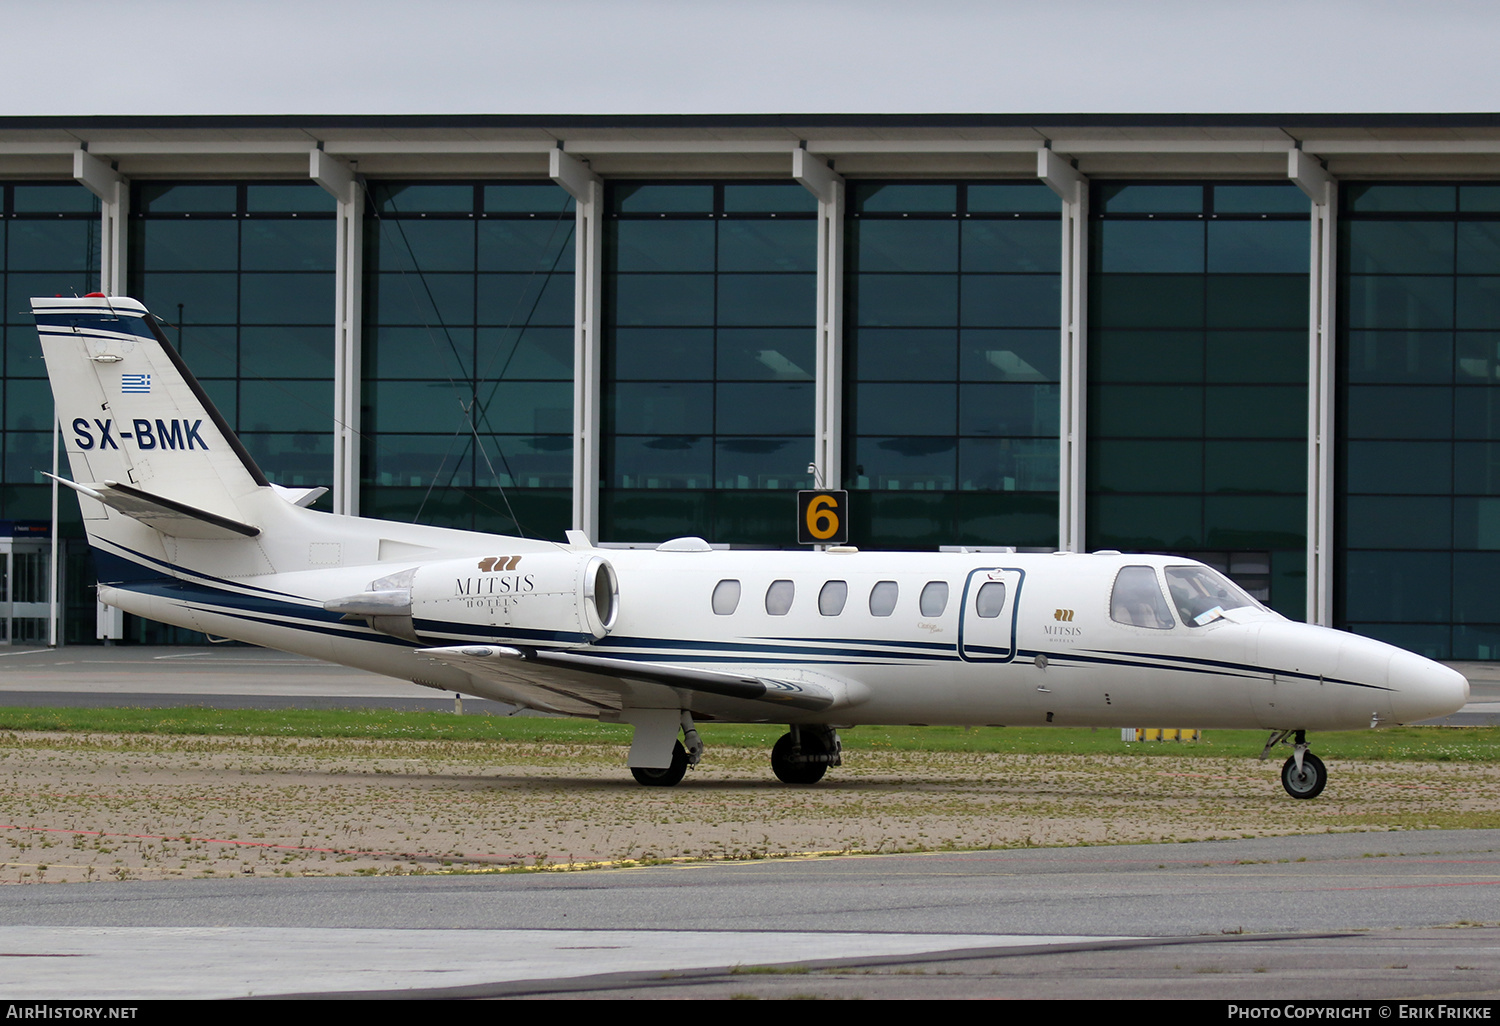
[630,715,703,787]
[771,725,842,785]
[1262,729,1328,799]
[631,741,690,787]
[625,716,843,787]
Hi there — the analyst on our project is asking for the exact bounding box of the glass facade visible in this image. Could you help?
[1088,182,1310,619]
[2,141,1497,660]
[1,183,100,644]
[128,181,337,499]
[1339,183,1500,658]
[602,181,817,543]
[845,182,1062,548]
[2,183,100,523]
[362,182,575,538]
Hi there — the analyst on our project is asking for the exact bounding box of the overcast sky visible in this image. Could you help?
[4,0,1498,117]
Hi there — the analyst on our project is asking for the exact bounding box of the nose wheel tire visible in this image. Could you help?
[1280,751,1327,799]
[631,741,689,787]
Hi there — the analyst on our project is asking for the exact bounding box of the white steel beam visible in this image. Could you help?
[1039,149,1089,553]
[550,147,601,203]
[73,149,128,298]
[795,150,846,493]
[311,149,363,516]
[0,141,78,156]
[1048,139,1295,155]
[1293,149,1337,626]
[561,139,797,155]
[81,140,318,156]
[324,139,558,156]
[74,148,127,637]
[1297,138,1500,155]
[551,149,604,538]
[803,138,1042,155]
[310,147,356,203]
[1289,147,1334,202]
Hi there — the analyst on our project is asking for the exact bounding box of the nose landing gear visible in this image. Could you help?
[1262,729,1328,799]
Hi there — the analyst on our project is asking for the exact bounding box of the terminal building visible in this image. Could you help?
[0,113,1496,658]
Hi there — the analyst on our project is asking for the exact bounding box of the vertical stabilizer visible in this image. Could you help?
[32,296,269,535]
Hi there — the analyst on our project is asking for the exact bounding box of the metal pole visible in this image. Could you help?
[48,416,59,647]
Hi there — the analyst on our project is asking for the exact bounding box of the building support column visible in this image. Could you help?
[1040,148,1089,553]
[1291,148,1337,626]
[794,147,846,493]
[74,148,127,640]
[74,148,127,296]
[551,147,603,541]
[311,148,364,517]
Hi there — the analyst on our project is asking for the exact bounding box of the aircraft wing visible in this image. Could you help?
[417,644,839,717]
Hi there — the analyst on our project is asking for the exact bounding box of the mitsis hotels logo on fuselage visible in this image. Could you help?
[1045,609,1081,640]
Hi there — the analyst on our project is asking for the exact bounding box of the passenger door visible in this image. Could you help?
[958,567,1025,663]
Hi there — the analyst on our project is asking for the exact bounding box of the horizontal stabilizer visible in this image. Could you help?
[418,644,838,713]
[45,474,259,539]
[270,483,329,508]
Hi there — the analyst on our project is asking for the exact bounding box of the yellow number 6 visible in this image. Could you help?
[806,494,839,540]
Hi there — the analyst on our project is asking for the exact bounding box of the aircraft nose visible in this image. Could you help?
[1387,649,1470,724]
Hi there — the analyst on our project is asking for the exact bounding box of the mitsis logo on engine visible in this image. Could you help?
[455,555,535,598]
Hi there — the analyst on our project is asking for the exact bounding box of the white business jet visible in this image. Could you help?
[33,296,1469,799]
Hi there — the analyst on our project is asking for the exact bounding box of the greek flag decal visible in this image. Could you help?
[121,373,151,394]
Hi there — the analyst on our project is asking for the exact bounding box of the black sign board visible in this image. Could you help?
[797,490,848,545]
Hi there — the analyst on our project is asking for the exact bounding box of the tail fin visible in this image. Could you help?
[33,295,274,540]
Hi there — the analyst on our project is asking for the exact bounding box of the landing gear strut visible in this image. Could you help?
[1262,729,1328,799]
[771,725,842,785]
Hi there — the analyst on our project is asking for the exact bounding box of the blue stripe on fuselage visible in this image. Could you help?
[85,544,1392,692]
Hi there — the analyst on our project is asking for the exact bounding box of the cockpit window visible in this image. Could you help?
[1165,566,1258,626]
[1110,565,1176,630]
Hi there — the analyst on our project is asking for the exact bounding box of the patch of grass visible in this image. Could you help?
[0,707,1494,763]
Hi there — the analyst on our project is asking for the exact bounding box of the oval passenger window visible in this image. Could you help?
[712,579,741,615]
[765,579,795,616]
[920,581,949,617]
[975,581,1006,618]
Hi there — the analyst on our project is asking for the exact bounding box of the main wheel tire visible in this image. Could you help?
[631,741,688,787]
[1280,751,1327,799]
[771,732,828,785]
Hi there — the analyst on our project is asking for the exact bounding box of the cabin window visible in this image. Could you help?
[869,580,899,616]
[1110,565,1175,629]
[974,581,1007,618]
[819,580,849,616]
[712,579,741,615]
[1165,565,1258,626]
[765,579,795,615]
[919,581,949,617]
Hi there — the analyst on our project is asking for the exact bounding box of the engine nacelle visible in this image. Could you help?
[325,551,619,648]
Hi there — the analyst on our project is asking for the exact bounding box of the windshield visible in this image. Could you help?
[1164,566,1260,626]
